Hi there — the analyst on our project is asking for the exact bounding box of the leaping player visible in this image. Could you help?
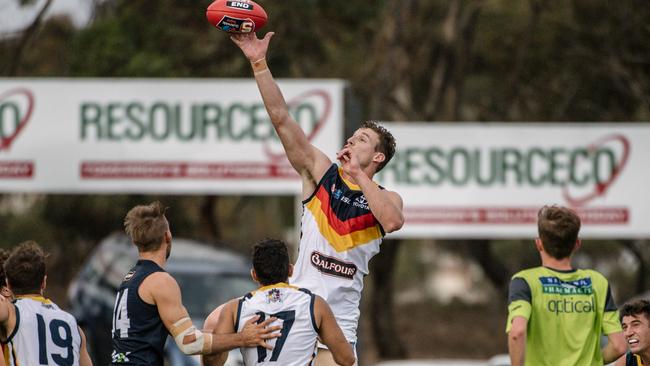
[231,32,404,365]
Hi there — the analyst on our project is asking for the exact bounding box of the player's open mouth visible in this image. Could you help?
[629,339,639,345]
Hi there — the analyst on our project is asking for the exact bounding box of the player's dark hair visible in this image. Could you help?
[361,120,396,172]
[124,201,169,252]
[252,238,290,286]
[620,299,650,322]
[4,241,46,295]
[537,205,581,259]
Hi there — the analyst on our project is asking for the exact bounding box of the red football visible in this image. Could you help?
[206,0,268,34]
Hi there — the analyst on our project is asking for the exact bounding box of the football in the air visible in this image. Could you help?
[206,0,268,33]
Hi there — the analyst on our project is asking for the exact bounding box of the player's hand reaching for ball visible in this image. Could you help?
[231,32,274,63]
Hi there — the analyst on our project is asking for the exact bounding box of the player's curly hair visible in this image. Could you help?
[4,241,46,295]
[620,299,650,322]
[537,205,581,259]
[361,120,396,172]
[252,238,290,286]
[124,201,169,252]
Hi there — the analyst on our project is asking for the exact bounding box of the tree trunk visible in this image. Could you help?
[5,0,53,76]
[463,239,510,298]
[622,240,646,294]
[369,238,407,359]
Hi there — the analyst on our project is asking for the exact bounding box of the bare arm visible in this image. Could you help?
[612,354,628,366]
[0,297,14,342]
[201,303,232,366]
[314,296,355,366]
[231,32,331,193]
[602,331,627,364]
[508,316,527,366]
[78,327,93,366]
[143,273,279,354]
[338,148,404,233]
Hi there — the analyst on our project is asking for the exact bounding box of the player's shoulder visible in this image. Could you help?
[140,271,180,296]
[144,270,176,285]
[577,268,611,285]
[578,268,608,282]
[511,266,543,280]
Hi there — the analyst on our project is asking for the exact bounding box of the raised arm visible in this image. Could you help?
[314,295,355,366]
[231,33,331,190]
[143,272,279,355]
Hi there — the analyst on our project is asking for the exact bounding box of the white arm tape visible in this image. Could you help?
[171,317,212,355]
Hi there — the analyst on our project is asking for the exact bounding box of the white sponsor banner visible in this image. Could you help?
[0,79,344,194]
[376,123,650,239]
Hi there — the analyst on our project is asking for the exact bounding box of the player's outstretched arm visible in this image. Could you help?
[230,32,331,186]
[145,273,280,355]
[314,295,355,366]
[602,331,627,364]
[507,316,527,366]
[78,327,93,366]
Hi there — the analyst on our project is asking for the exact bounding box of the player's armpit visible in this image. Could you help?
[314,296,355,366]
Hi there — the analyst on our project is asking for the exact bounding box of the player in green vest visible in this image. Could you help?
[506,205,626,366]
[614,299,650,366]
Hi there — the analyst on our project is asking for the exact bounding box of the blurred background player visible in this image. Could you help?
[0,240,93,366]
[506,205,627,366]
[201,238,355,366]
[614,299,650,366]
[231,32,404,365]
[112,201,280,365]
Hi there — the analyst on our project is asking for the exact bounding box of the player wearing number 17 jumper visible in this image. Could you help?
[201,238,354,366]
[0,241,93,366]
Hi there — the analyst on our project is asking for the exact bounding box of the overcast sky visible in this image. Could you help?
[0,0,92,35]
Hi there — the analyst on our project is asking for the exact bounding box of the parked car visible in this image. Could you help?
[68,233,256,366]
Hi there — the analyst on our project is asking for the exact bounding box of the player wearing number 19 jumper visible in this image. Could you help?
[202,239,354,366]
[0,241,93,366]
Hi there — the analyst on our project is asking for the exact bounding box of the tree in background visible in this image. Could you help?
[1,0,650,361]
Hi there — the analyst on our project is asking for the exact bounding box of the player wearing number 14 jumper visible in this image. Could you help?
[111,202,281,365]
[0,241,93,366]
[201,238,354,366]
